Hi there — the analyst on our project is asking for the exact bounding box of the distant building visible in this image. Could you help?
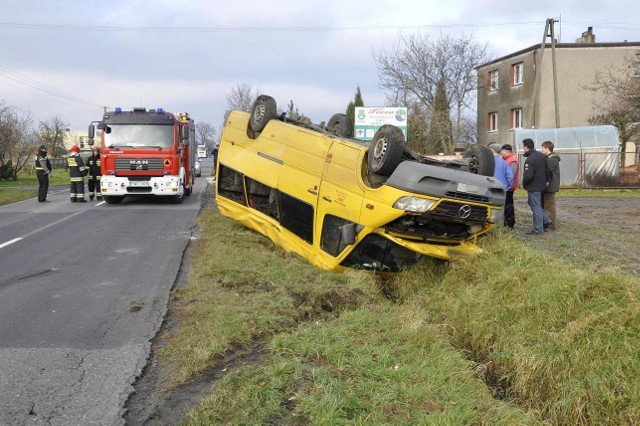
[62,130,93,153]
[475,26,640,163]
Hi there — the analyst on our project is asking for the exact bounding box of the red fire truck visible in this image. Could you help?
[88,107,197,204]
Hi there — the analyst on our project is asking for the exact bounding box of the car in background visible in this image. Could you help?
[216,95,504,272]
[194,159,202,177]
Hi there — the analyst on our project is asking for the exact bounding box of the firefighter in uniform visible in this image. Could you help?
[35,144,52,203]
[67,145,88,202]
[86,146,102,201]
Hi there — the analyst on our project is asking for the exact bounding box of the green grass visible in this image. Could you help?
[0,170,68,205]
[0,188,38,206]
[162,205,640,425]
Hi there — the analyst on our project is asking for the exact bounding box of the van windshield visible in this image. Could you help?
[104,124,174,149]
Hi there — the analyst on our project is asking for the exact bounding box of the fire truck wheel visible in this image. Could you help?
[249,95,277,136]
[103,195,124,204]
[171,184,186,204]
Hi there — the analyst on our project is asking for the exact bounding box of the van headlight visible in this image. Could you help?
[393,196,436,213]
[489,208,502,223]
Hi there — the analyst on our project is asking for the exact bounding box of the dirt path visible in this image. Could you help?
[513,197,640,276]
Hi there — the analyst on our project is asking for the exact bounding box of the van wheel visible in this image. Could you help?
[368,125,405,177]
[249,95,277,134]
[462,144,495,176]
[103,195,124,204]
[326,113,353,138]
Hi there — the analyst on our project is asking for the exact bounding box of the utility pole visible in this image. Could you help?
[528,18,561,128]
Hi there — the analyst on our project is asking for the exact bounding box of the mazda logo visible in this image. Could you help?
[458,205,472,219]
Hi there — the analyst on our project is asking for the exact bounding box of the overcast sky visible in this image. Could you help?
[1,0,640,134]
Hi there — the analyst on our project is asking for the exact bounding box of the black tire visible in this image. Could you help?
[326,113,353,138]
[249,95,277,134]
[462,144,495,176]
[171,183,186,204]
[367,125,405,176]
[103,195,124,204]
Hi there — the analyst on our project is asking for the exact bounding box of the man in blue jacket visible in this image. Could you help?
[521,138,549,235]
[489,143,514,191]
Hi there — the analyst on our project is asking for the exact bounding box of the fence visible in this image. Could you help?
[517,150,640,189]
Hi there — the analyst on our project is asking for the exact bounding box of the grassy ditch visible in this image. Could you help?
[160,202,640,424]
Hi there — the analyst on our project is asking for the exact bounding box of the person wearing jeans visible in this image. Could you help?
[521,138,548,235]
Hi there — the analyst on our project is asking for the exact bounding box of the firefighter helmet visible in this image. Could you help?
[71,145,80,153]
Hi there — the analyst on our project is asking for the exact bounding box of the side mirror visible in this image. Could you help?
[341,223,356,246]
[182,126,190,144]
[88,124,95,146]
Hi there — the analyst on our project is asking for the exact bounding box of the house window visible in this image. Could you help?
[488,70,499,92]
[487,112,498,132]
[511,62,524,85]
[511,108,523,129]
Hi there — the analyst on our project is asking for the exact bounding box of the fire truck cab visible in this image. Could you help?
[88,107,196,204]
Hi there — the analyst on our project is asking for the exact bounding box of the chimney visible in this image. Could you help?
[575,26,596,44]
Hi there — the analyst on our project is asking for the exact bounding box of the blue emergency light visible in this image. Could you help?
[156,108,164,114]
[115,107,122,113]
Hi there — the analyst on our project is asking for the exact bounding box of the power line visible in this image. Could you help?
[0,20,586,33]
[0,64,103,109]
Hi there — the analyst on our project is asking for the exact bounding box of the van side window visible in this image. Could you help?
[218,164,246,205]
[320,215,352,257]
[279,192,313,244]
[247,177,279,220]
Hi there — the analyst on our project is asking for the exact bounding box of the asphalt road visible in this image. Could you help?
[0,159,213,425]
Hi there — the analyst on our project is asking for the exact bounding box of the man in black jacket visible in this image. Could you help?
[521,138,548,235]
[35,145,52,203]
[542,141,560,230]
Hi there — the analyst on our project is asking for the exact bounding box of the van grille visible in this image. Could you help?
[444,191,490,203]
[431,200,488,222]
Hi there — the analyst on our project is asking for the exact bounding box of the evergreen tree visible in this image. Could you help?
[425,77,453,154]
[346,85,365,124]
[286,100,301,120]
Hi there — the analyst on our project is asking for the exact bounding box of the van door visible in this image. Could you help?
[276,130,333,245]
[316,141,365,257]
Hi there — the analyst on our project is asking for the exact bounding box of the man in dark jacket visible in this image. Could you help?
[86,146,102,201]
[67,145,88,202]
[542,140,560,230]
[521,138,548,235]
[35,144,52,203]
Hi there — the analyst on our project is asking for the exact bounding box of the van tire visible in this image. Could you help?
[368,125,405,176]
[326,113,353,138]
[249,95,277,135]
[462,144,495,176]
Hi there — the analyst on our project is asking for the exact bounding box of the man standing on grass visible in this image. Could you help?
[500,144,519,228]
[541,140,560,230]
[521,138,548,235]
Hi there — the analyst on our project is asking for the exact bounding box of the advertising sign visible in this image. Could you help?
[354,107,408,141]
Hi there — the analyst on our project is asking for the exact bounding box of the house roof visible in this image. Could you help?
[475,41,640,70]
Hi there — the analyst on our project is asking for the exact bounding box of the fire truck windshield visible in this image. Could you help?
[104,124,174,149]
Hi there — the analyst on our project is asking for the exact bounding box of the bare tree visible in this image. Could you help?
[226,83,261,112]
[196,122,217,150]
[0,103,38,180]
[38,115,69,157]
[585,57,640,167]
[374,33,491,153]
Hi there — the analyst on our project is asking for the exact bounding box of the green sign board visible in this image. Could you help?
[354,107,408,141]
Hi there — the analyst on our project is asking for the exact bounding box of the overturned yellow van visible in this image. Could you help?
[216,95,505,272]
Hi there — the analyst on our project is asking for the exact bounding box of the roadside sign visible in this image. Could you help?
[354,107,408,141]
